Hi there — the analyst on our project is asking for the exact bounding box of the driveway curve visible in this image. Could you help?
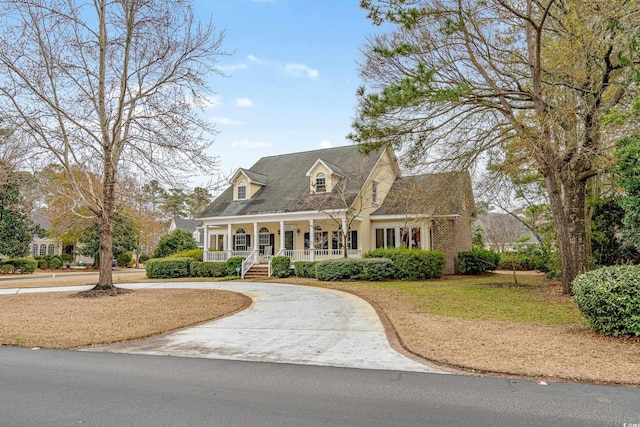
[82,281,445,373]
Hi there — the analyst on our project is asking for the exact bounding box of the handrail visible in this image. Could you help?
[241,250,258,279]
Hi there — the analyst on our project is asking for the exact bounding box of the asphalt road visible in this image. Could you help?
[1,347,638,426]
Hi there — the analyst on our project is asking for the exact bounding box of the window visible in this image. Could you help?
[375,227,397,248]
[234,228,248,251]
[259,227,273,255]
[315,172,326,192]
[32,245,38,256]
[237,180,246,200]
[48,244,55,255]
[372,181,378,204]
[39,244,46,256]
[349,230,358,250]
[192,230,200,243]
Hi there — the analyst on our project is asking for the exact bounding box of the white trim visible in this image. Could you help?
[199,209,355,226]
[229,168,267,186]
[370,214,460,221]
[305,159,344,178]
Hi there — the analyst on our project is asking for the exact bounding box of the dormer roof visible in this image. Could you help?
[305,158,344,178]
[229,168,268,186]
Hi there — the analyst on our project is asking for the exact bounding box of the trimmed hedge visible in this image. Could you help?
[139,254,151,263]
[36,255,63,270]
[1,258,38,274]
[363,248,445,280]
[171,248,204,261]
[271,256,291,278]
[117,252,132,267]
[294,261,318,278]
[146,257,192,279]
[226,256,244,276]
[573,265,640,337]
[359,258,398,281]
[315,258,399,281]
[316,259,363,281]
[457,249,501,275]
[190,261,227,277]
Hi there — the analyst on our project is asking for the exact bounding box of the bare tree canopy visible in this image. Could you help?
[351,0,640,293]
[0,0,226,291]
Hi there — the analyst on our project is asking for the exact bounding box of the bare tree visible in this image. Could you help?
[0,0,226,291]
[300,158,392,257]
[351,1,640,293]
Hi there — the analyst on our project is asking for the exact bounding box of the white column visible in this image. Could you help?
[227,224,232,254]
[309,219,315,261]
[395,227,400,248]
[280,221,285,254]
[203,226,209,260]
[408,227,413,249]
[253,222,259,251]
[341,217,348,254]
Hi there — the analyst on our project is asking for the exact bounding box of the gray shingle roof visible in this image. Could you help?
[201,145,383,218]
[371,171,474,217]
[172,218,202,232]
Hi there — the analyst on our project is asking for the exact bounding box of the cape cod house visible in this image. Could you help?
[198,145,474,277]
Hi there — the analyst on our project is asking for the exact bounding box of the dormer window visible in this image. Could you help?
[237,180,246,200]
[315,172,326,192]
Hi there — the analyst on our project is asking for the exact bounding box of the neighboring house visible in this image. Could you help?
[476,213,539,252]
[29,211,62,258]
[198,145,475,276]
[168,218,205,248]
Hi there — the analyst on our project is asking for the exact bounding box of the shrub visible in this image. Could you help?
[294,261,318,278]
[316,259,363,281]
[1,258,38,274]
[0,264,13,274]
[364,248,445,280]
[360,258,398,281]
[190,261,227,277]
[271,256,291,278]
[153,229,198,258]
[573,265,640,337]
[457,249,501,275]
[49,257,63,269]
[60,253,74,263]
[145,257,192,279]
[138,254,150,263]
[226,256,244,277]
[171,248,204,261]
[117,252,132,267]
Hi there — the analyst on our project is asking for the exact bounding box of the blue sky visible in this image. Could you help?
[192,0,379,185]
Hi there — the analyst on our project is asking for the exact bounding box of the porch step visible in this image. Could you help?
[243,264,269,279]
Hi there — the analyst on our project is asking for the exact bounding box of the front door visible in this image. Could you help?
[285,230,294,251]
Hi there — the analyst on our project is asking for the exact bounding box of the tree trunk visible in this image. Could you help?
[544,173,589,295]
[95,159,115,291]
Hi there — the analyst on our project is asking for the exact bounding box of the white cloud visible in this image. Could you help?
[318,140,332,149]
[218,63,247,72]
[284,63,319,79]
[247,54,264,64]
[212,117,242,126]
[235,98,254,108]
[231,139,271,149]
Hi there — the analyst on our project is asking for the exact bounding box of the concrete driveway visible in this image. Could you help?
[82,281,445,373]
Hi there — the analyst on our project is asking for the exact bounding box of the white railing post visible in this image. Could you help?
[241,250,258,279]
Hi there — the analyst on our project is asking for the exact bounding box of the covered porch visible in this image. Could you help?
[201,213,362,277]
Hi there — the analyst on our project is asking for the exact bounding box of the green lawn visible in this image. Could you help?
[306,273,583,325]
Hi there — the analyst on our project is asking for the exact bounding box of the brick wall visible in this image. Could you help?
[433,214,473,274]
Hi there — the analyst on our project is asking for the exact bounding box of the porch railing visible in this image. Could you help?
[204,250,253,262]
[241,250,258,279]
[278,249,361,263]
